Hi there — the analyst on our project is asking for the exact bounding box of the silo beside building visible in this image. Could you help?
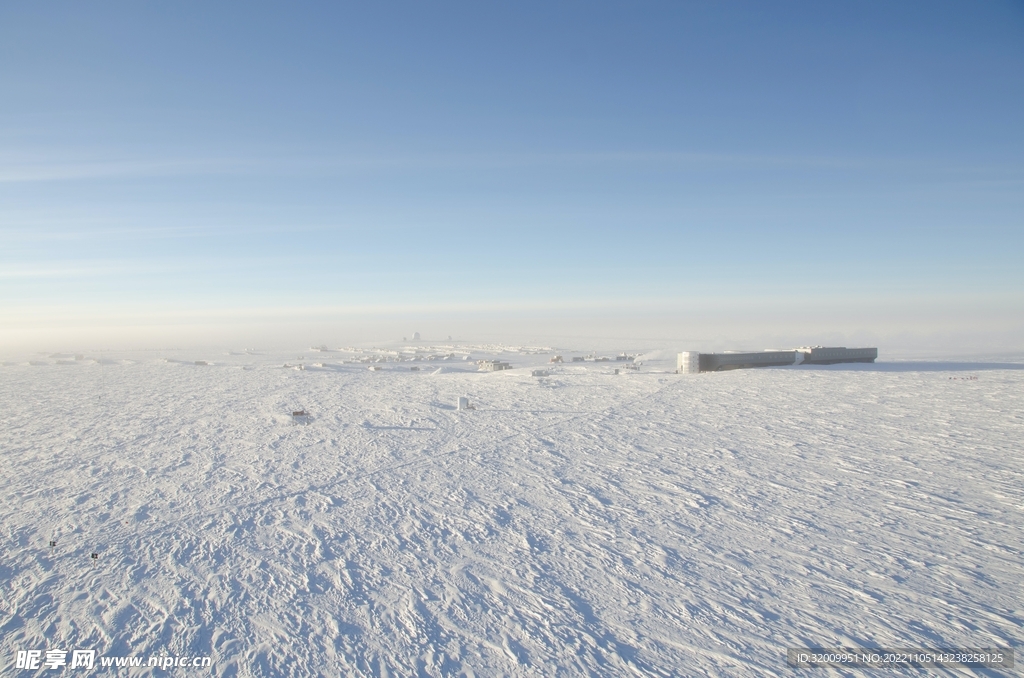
[677,352,701,373]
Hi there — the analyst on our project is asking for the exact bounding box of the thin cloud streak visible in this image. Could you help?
[1,150,1012,184]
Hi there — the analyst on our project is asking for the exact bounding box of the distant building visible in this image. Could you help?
[478,360,512,372]
[678,347,877,373]
[795,346,878,365]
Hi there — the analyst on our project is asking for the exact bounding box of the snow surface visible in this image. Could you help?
[1,348,1022,676]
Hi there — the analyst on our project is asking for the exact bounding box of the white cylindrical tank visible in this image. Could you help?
[677,351,700,374]
[457,396,469,410]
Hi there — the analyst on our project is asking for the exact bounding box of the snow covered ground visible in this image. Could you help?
[1,347,1022,676]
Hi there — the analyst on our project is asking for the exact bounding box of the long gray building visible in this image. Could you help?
[677,346,877,373]
[794,346,877,365]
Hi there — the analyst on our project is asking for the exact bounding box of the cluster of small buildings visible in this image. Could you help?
[677,346,877,373]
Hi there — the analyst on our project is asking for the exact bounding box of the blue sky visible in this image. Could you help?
[2,2,1022,351]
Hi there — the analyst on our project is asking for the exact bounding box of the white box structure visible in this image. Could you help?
[478,360,511,372]
[458,397,469,410]
[677,351,700,374]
